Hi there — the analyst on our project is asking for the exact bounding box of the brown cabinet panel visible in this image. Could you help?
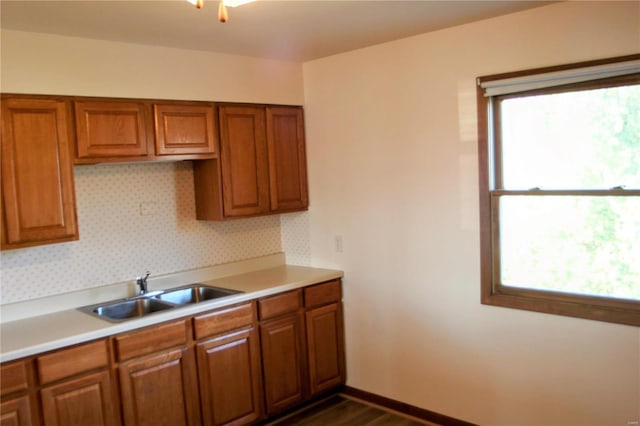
[1,361,29,396]
[40,370,117,426]
[74,100,148,160]
[260,313,306,416]
[193,104,309,220]
[306,303,346,396]
[196,327,263,426]
[118,347,200,426]
[115,319,188,361]
[0,395,33,426]
[1,97,78,250]
[193,302,255,340]
[153,104,217,156]
[37,340,108,385]
[258,290,301,321]
[266,107,308,212]
[1,360,38,426]
[218,105,270,217]
[304,280,341,309]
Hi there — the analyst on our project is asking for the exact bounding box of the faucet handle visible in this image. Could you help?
[136,271,151,294]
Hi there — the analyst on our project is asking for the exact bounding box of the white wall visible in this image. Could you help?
[302,2,640,425]
[0,31,304,303]
[0,30,303,104]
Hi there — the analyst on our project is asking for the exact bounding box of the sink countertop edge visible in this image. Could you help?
[0,265,343,363]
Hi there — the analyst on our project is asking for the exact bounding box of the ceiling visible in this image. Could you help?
[1,1,554,62]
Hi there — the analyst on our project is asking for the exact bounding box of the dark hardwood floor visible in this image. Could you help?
[265,395,436,426]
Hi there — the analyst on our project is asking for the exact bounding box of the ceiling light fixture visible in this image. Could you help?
[186,0,256,23]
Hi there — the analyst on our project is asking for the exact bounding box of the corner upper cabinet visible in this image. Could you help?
[153,103,217,156]
[266,107,308,212]
[1,96,79,250]
[194,104,308,220]
[74,99,149,163]
[215,104,268,218]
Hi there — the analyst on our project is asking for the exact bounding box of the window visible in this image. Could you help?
[477,55,640,326]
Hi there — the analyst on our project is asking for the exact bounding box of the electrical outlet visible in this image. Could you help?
[335,235,343,253]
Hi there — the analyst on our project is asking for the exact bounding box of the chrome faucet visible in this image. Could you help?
[136,271,151,295]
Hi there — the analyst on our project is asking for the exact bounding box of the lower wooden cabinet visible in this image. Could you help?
[118,348,199,426]
[115,319,200,426]
[305,303,345,396]
[1,360,37,426]
[258,290,307,416]
[196,327,263,425]
[40,370,117,426]
[304,280,346,397]
[194,302,263,426]
[37,340,118,426]
[1,280,345,426]
[0,395,33,426]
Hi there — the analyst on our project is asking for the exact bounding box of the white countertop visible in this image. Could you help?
[0,254,343,362]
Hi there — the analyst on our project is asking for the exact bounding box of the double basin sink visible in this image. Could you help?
[80,284,242,322]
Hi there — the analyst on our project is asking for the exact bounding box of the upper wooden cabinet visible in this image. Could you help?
[219,105,270,217]
[154,103,217,156]
[73,98,218,164]
[194,104,309,220]
[266,107,308,212]
[74,100,149,161]
[1,96,79,250]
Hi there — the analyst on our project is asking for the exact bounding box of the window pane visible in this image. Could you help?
[500,84,640,190]
[499,195,640,301]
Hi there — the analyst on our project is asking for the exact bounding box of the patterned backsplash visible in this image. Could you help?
[0,161,285,304]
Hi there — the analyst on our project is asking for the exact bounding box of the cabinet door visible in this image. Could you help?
[40,370,118,426]
[74,100,148,160]
[218,105,269,217]
[266,107,308,212]
[196,327,263,426]
[260,313,306,416]
[153,104,217,156]
[306,303,346,396]
[1,97,78,250]
[119,347,200,426]
[0,395,33,426]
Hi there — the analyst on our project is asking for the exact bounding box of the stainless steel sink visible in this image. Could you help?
[155,285,241,305]
[79,283,242,322]
[83,298,175,322]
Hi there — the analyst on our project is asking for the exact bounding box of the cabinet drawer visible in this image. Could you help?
[115,319,188,361]
[194,302,255,340]
[1,360,29,396]
[304,280,341,308]
[259,290,302,320]
[37,340,108,385]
